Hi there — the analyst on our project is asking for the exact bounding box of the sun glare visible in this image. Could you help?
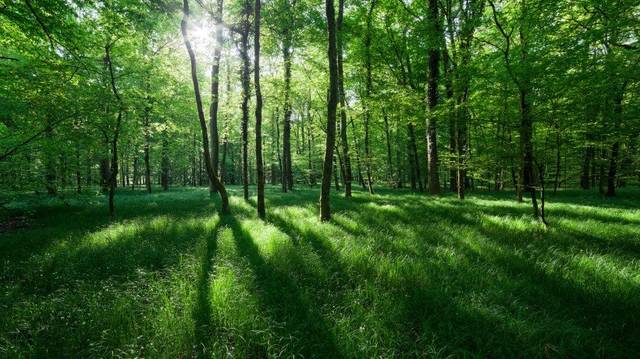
[189,20,215,56]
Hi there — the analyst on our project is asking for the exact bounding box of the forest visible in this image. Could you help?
[1,0,639,357]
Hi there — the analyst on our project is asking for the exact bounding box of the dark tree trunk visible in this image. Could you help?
[581,140,595,190]
[254,0,265,218]
[337,0,352,197]
[282,31,294,191]
[239,1,251,201]
[520,88,539,218]
[320,0,339,221]
[105,43,124,216]
[209,0,224,195]
[363,0,377,195]
[181,0,229,213]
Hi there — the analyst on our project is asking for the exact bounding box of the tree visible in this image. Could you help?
[180,0,229,213]
[255,0,266,218]
[320,0,339,221]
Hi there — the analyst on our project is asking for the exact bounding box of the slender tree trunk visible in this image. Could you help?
[209,0,224,195]
[282,32,294,191]
[520,88,539,218]
[239,1,251,201]
[181,0,229,213]
[350,116,365,189]
[425,0,441,194]
[363,0,377,194]
[105,43,124,216]
[254,0,265,218]
[320,0,339,221]
[337,0,352,197]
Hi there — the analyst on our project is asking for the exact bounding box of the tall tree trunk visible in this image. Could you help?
[444,47,456,193]
[320,0,338,221]
[363,0,377,194]
[209,0,224,195]
[425,0,441,194]
[181,0,229,213]
[105,43,124,216]
[282,30,294,191]
[254,0,265,218]
[520,88,539,218]
[239,1,251,201]
[337,0,352,197]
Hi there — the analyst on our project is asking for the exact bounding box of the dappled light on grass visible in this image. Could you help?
[1,186,639,357]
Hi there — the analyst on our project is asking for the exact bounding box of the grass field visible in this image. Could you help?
[1,186,639,358]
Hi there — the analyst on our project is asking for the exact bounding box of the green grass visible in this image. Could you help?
[1,186,639,358]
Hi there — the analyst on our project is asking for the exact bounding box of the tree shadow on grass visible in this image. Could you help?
[192,219,222,357]
[223,214,343,358]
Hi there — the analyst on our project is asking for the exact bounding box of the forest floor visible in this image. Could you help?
[1,186,639,358]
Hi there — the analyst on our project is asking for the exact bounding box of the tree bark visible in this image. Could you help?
[363,0,377,194]
[254,0,265,218]
[425,0,441,194]
[209,0,224,195]
[320,0,339,221]
[104,43,124,216]
[282,29,294,191]
[239,0,251,201]
[181,0,229,213]
[337,0,352,197]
